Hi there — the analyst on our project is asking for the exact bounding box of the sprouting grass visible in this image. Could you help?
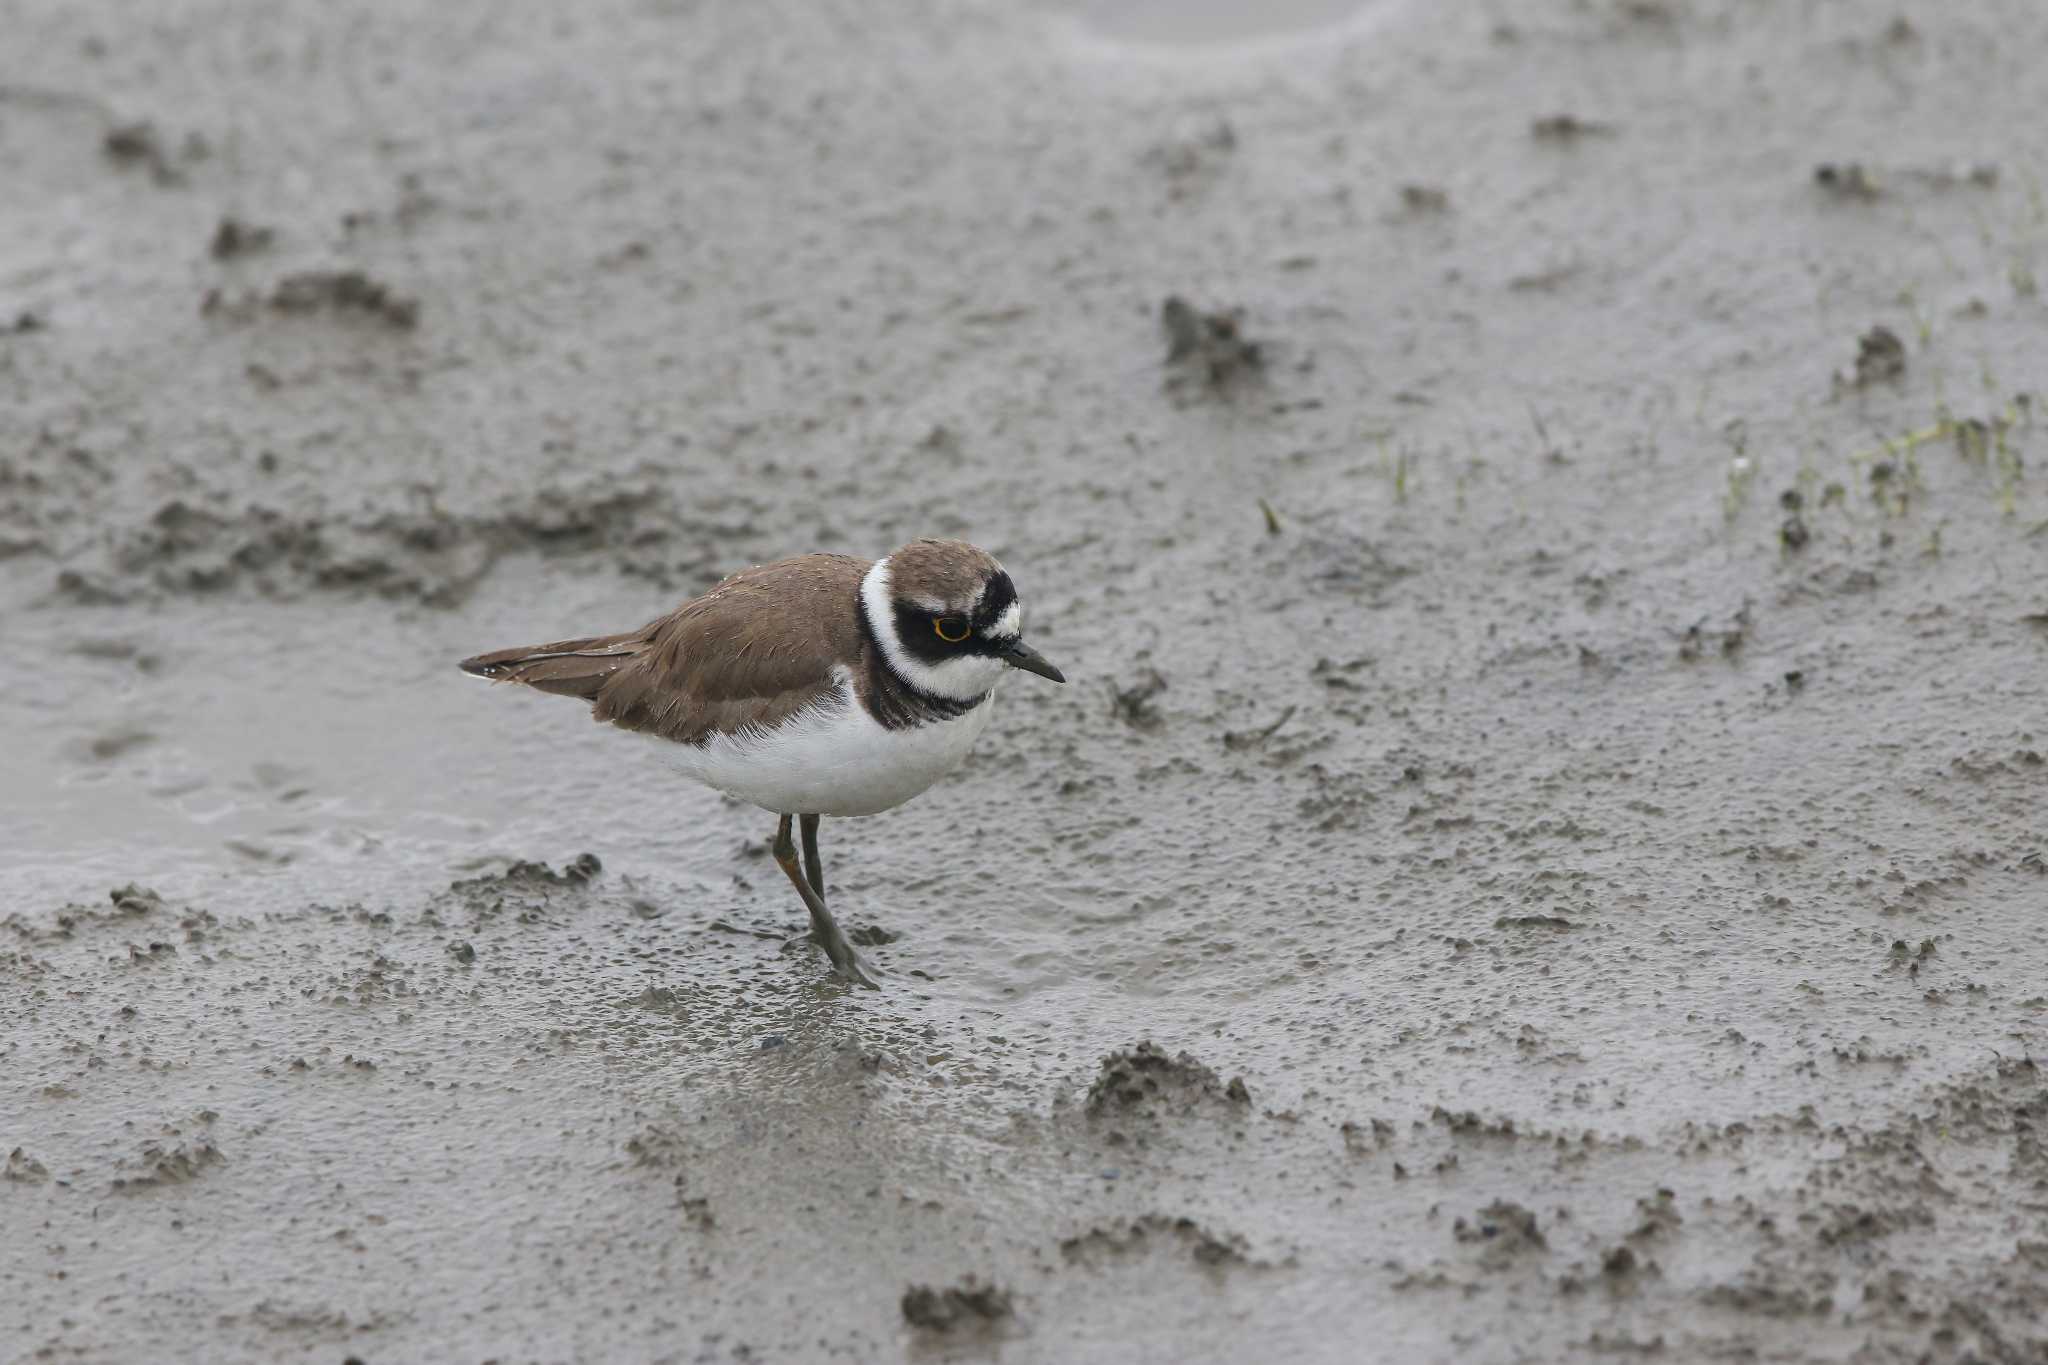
[1848,396,2030,519]
[1900,287,1932,347]
[1723,454,1755,523]
[1794,445,1822,506]
[1994,410,2026,516]
[1882,428,1924,511]
[2015,257,2041,300]
[1528,405,1566,465]
[1457,424,1485,515]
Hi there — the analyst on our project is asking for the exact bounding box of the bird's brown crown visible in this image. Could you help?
[882,538,1004,609]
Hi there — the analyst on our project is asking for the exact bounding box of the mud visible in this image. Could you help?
[1160,295,1264,397]
[203,269,422,331]
[899,1279,1016,1334]
[1083,1039,1252,1116]
[4,0,2048,1361]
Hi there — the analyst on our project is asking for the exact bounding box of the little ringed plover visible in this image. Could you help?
[458,538,1065,987]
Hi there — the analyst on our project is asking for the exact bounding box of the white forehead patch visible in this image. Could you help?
[988,601,1022,639]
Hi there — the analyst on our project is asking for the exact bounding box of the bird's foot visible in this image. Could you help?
[817,924,880,989]
[781,923,880,989]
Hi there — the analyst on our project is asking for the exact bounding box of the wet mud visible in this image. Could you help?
[4,0,2048,1361]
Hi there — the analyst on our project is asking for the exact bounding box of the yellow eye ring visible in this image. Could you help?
[934,615,970,643]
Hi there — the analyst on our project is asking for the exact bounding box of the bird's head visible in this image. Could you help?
[860,539,1066,701]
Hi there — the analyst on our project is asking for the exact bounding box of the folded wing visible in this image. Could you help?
[459,553,872,747]
[458,634,647,699]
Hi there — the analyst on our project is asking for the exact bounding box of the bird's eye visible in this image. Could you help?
[934,615,970,643]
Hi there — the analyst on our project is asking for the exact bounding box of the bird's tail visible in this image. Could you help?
[457,632,645,700]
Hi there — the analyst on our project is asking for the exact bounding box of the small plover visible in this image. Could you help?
[459,539,1065,987]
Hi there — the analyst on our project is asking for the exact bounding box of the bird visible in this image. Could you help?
[457,538,1066,988]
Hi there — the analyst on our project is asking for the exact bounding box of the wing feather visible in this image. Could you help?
[458,554,872,745]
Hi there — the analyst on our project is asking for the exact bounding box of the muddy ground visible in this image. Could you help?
[4,0,2047,1361]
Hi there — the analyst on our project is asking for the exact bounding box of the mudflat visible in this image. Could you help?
[3,2,2045,1361]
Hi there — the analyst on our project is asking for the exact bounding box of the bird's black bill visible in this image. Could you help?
[999,639,1066,683]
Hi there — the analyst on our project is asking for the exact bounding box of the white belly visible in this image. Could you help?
[659,671,996,817]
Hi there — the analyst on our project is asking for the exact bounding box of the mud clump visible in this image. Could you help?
[1601,1245,1645,1279]
[203,269,419,329]
[269,270,418,327]
[70,482,697,608]
[1110,667,1168,731]
[1531,114,1612,141]
[109,884,165,915]
[1454,1201,1548,1274]
[1060,1215,1252,1270]
[1340,1117,1395,1153]
[1840,324,1906,389]
[1678,603,1753,662]
[1399,183,1449,214]
[1815,161,1881,200]
[624,1123,689,1171]
[209,217,276,260]
[453,853,602,893]
[1161,295,1263,397]
[7,884,172,946]
[900,1277,1013,1333]
[1629,1189,1683,1242]
[103,121,165,164]
[103,120,188,185]
[1495,914,1573,932]
[514,852,603,886]
[5,1148,50,1183]
[1463,1201,1540,1243]
[1297,764,1375,833]
[1814,1202,1930,1246]
[1085,1041,1251,1117]
[1431,1106,1519,1138]
[111,1138,223,1192]
[1700,1273,1834,1318]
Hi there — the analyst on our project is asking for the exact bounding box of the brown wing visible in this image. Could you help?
[461,553,871,746]
[459,633,647,698]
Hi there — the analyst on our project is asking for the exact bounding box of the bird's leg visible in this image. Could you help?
[800,813,825,901]
[772,813,876,989]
